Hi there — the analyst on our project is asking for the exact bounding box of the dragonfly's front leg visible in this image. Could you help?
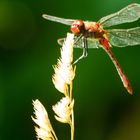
[73,37,88,64]
[99,38,133,94]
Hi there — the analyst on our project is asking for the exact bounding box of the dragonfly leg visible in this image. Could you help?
[73,37,88,64]
[74,34,83,44]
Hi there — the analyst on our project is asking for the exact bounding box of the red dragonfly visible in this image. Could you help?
[43,3,140,94]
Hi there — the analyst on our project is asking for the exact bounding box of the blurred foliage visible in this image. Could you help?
[0,0,140,140]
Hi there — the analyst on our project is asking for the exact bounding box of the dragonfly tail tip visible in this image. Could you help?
[127,87,133,95]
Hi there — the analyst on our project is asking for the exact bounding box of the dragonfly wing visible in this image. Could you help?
[108,27,140,47]
[99,3,140,28]
[57,38,65,45]
[42,14,75,25]
[58,38,83,48]
[86,38,102,49]
[58,37,101,49]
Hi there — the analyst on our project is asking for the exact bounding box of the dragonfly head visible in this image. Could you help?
[71,20,85,35]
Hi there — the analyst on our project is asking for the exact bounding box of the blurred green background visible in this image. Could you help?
[0,0,140,140]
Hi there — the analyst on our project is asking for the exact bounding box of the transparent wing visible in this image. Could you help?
[99,3,140,28]
[58,37,101,49]
[42,14,75,25]
[85,38,102,49]
[108,27,140,47]
[58,38,83,48]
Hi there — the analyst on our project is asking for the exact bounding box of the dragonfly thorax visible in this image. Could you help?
[84,22,106,38]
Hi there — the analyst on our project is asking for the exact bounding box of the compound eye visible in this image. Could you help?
[71,20,84,34]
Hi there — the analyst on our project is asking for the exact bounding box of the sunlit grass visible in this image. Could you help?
[32,33,76,140]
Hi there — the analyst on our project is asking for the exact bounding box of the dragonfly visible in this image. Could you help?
[42,3,140,95]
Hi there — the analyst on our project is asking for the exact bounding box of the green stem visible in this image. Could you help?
[69,82,74,140]
[71,110,74,140]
